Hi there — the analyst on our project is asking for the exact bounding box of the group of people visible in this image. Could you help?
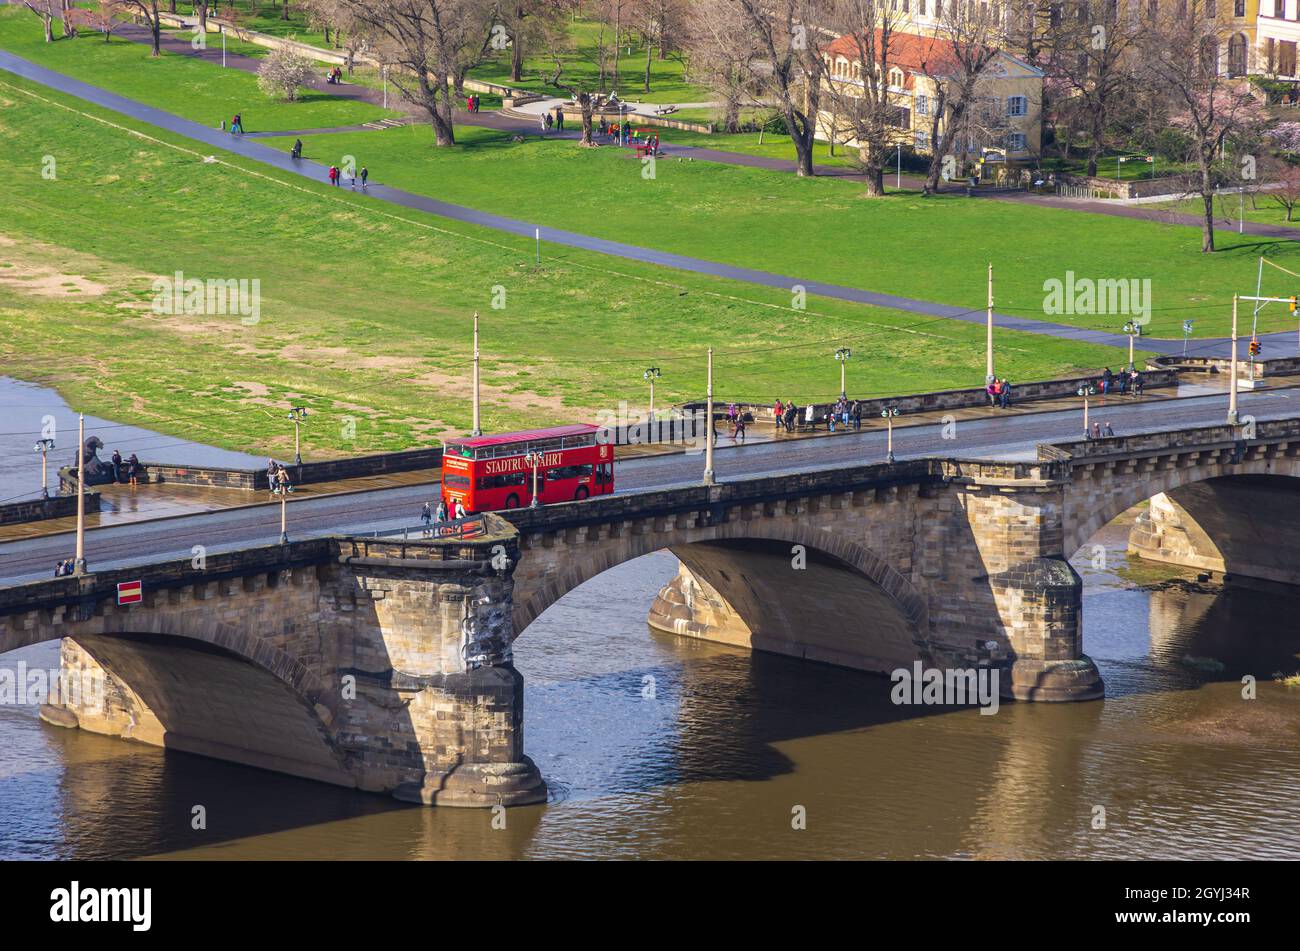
[539,108,566,132]
[267,459,294,495]
[465,94,482,114]
[53,559,77,577]
[108,449,143,486]
[226,112,245,135]
[324,65,344,85]
[1087,420,1117,439]
[986,378,1013,409]
[327,164,369,189]
[771,398,866,433]
[1098,367,1144,397]
[420,498,468,531]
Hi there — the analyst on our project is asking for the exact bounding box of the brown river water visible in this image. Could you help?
[2,514,1299,860]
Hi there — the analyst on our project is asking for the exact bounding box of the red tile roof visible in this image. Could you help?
[823,29,971,78]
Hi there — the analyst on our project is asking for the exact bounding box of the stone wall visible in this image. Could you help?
[0,491,99,526]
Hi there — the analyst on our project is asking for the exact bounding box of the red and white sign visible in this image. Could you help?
[116,580,143,606]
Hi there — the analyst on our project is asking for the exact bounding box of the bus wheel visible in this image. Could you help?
[574,486,590,500]
[505,494,521,509]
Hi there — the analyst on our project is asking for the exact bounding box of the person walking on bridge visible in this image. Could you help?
[360,166,369,190]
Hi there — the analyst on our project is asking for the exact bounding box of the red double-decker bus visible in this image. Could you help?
[441,424,614,512]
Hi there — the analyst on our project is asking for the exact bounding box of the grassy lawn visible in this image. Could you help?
[0,70,1135,459]
[1155,193,1300,231]
[3,7,1289,340]
[470,17,710,105]
[276,122,1300,339]
[0,7,393,131]
[655,126,863,170]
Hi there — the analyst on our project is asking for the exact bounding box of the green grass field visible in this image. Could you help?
[0,69,1135,458]
[2,5,1287,342]
[0,7,393,131]
[470,17,710,106]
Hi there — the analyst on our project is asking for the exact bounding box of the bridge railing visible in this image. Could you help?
[1039,416,1300,462]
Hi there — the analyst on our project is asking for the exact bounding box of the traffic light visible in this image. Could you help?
[1291,296,1298,316]
[1249,339,1261,357]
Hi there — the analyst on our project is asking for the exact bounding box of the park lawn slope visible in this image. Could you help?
[0,6,394,131]
[0,70,1136,458]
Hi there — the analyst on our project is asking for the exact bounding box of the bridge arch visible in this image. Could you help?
[511,518,931,669]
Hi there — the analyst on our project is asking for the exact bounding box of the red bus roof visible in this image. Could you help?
[443,423,600,450]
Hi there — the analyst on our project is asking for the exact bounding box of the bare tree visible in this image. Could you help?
[309,0,496,146]
[822,0,913,196]
[737,0,829,177]
[19,0,59,43]
[629,0,684,93]
[539,0,602,144]
[919,0,1001,195]
[683,0,760,133]
[117,0,162,55]
[1038,0,1137,178]
[1132,0,1268,251]
[1268,160,1300,222]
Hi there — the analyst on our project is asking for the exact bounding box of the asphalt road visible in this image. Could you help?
[0,46,1283,358]
[1,386,1293,585]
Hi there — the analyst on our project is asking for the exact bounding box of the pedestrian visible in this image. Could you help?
[1133,370,1144,396]
[277,465,291,494]
[1091,421,1102,440]
[987,380,997,407]
[999,378,1012,409]
[127,453,140,487]
[420,501,432,533]
[555,107,565,131]
[454,499,467,519]
[1103,421,1115,437]
[852,400,862,431]
[435,500,448,522]
[1101,367,1112,396]
[804,403,815,430]
[231,113,243,135]
[1118,370,1129,395]
[328,165,339,187]
[540,112,548,134]
[291,138,302,159]
[267,458,278,492]
[773,398,784,432]
[54,560,65,578]
[360,166,368,190]
[111,448,123,484]
[827,406,836,432]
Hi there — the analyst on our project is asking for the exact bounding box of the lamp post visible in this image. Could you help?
[1122,320,1141,371]
[287,406,308,469]
[525,449,543,507]
[644,366,660,417]
[1228,294,1239,425]
[34,438,54,499]
[1077,384,1096,435]
[74,413,86,576]
[279,484,289,544]
[471,311,482,436]
[986,262,995,384]
[703,347,715,485]
[834,347,852,400]
[881,406,900,463]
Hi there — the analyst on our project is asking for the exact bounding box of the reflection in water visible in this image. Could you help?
[2,523,1300,860]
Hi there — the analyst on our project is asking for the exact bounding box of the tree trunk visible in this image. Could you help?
[149,3,161,56]
[644,43,651,93]
[863,163,884,196]
[579,97,594,146]
[510,31,523,82]
[1201,181,1216,253]
[282,0,289,21]
[723,96,739,134]
[197,0,207,33]
[42,12,53,43]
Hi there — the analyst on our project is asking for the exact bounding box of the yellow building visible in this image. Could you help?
[816,30,1044,161]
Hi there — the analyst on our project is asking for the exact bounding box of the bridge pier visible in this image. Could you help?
[17,518,547,808]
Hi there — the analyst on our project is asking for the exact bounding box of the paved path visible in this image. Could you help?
[0,383,1293,584]
[0,45,1290,359]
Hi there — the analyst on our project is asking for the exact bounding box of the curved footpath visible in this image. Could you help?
[0,46,1281,358]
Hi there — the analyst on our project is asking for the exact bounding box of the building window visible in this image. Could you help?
[889,67,905,87]
[1007,132,1027,151]
[1006,95,1027,116]
[1282,40,1298,76]
[917,94,930,116]
[1234,0,1245,13]
[1228,32,1248,76]
[915,131,931,150]
[1147,0,1157,17]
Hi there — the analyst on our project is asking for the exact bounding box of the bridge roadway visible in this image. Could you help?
[0,387,1294,588]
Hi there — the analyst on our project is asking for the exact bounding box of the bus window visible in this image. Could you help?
[595,464,613,486]
[444,474,471,490]
[547,464,593,481]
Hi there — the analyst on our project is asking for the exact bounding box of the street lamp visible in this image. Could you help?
[33,438,55,499]
[279,486,289,544]
[525,449,543,508]
[1122,320,1141,371]
[1077,384,1096,435]
[287,407,308,468]
[644,367,660,417]
[835,347,852,400]
[881,406,900,463]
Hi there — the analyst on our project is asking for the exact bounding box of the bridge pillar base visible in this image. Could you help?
[393,757,547,808]
[1006,656,1105,702]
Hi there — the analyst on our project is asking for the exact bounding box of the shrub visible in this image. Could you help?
[257,44,314,102]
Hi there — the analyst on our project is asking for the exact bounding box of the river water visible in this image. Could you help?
[2,513,1299,860]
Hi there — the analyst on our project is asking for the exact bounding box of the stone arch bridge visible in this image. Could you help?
[4,417,1300,806]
